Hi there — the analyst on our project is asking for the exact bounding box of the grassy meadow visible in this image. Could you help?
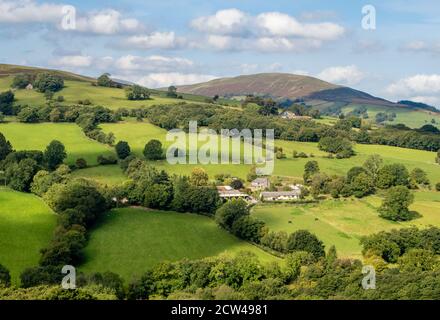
[0,76,204,110]
[0,122,114,165]
[252,190,440,259]
[80,207,280,280]
[0,188,57,284]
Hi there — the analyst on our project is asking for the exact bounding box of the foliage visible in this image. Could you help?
[143,139,164,160]
[190,167,209,186]
[44,140,67,170]
[0,90,14,115]
[379,186,414,221]
[33,73,64,93]
[318,136,354,158]
[376,163,409,189]
[0,264,11,287]
[215,199,249,231]
[286,230,325,259]
[303,160,319,184]
[126,85,150,101]
[0,132,13,160]
[115,141,131,159]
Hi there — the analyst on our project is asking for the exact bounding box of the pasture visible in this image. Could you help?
[252,190,440,259]
[0,188,57,284]
[80,208,280,280]
[0,122,114,165]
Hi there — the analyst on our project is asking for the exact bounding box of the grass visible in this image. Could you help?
[80,208,280,280]
[252,190,440,259]
[0,122,114,165]
[0,188,57,284]
[71,165,128,186]
[342,104,440,129]
[0,76,207,110]
[100,120,440,183]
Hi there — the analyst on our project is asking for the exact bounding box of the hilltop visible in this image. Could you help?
[176,72,404,108]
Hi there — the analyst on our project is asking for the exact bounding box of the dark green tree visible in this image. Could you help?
[143,139,164,160]
[286,230,325,259]
[0,132,13,160]
[377,164,409,189]
[215,199,249,231]
[303,160,320,184]
[115,141,131,159]
[0,90,14,115]
[44,140,67,170]
[34,73,64,92]
[379,186,414,221]
[0,264,11,287]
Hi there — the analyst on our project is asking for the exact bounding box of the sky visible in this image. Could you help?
[0,0,440,107]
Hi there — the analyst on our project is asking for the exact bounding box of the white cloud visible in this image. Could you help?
[75,9,143,34]
[387,74,440,98]
[256,12,344,40]
[52,55,93,68]
[190,8,344,52]
[191,9,249,35]
[0,1,144,35]
[136,73,217,88]
[114,55,193,73]
[123,32,185,49]
[402,41,440,55]
[0,0,63,23]
[318,65,365,85]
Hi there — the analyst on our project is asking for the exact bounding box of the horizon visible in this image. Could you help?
[0,0,440,108]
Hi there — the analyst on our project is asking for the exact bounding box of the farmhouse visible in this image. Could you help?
[250,177,270,191]
[280,110,312,120]
[261,190,301,202]
[217,186,256,203]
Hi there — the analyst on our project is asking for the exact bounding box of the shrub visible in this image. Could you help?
[97,154,117,165]
[318,136,354,158]
[143,139,164,160]
[215,199,249,230]
[75,158,87,169]
[115,141,131,159]
[436,183,440,192]
[379,186,414,221]
[0,264,11,287]
[33,73,64,93]
[286,230,325,259]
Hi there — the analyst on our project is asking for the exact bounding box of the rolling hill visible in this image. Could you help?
[176,73,413,109]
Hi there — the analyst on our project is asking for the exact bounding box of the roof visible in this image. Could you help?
[261,190,301,197]
[251,177,269,185]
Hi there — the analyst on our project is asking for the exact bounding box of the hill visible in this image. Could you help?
[80,208,280,280]
[176,72,402,107]
[0,64,95,82]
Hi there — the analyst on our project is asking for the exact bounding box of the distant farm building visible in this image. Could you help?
[250,177,270,191]
[217,186,256,203]
[261,190,301,202]
[25,83,33,90]
[280,110,311,120]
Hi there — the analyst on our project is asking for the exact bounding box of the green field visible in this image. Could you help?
[100,120,440,183]
[80,208,280,280]
[342,104,440,129]
[252,190,440,259]
[0,122,114,165]
[71,165,128,186]
[0,188,57,284]
[0,76,205,110]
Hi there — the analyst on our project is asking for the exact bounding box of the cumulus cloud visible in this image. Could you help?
[0,0,144,35]
[136,73,217,88]
[75,9,143,35]
[386,74,440,106]
[317,65,365,85]
[190,8,344,52]
[52,55,93,68]
[113,55,193,73]
[123,32,185,50]
[0,0,63,23]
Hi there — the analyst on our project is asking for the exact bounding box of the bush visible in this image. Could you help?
[75,158,88,169]
[20,266,62,288]
[231,216,266,243]
[17,106,39,123]
[0,264,11,287]
[230,179,244,190]
[318,136,354,158]
[97,154,117,165]
[379,186,414,221]
[143,139,164,160]
[0,132,13,160]
[33,73,64,93]
[436,183,440,192]
[286,230,325,259]
[215,199,249,230]
[115,141,131,159]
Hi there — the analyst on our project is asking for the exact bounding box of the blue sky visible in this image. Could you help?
[1,0,440,107]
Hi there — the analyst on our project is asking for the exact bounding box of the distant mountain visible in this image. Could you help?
[176,73,402,108]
